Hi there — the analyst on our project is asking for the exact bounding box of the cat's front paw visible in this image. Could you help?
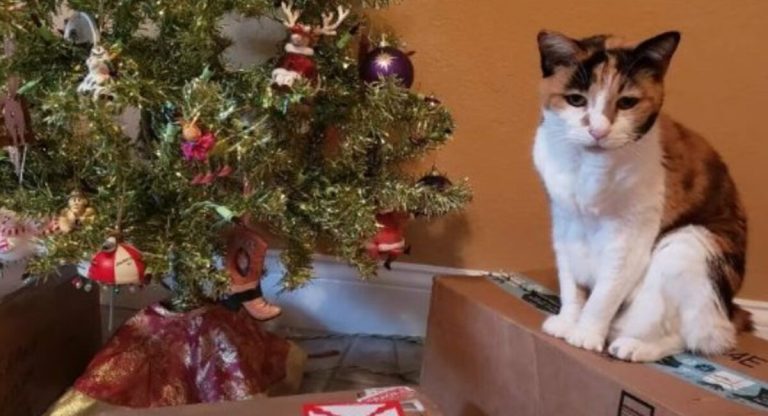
[566,322,606,353]
[609,337,664,363]
[542,314,576,339]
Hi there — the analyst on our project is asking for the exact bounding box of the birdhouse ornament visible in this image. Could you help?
[88,237,147,286]
[220,219,281,321]
[271,2,350,87]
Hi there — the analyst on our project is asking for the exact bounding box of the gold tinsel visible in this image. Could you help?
[0,0,470,310]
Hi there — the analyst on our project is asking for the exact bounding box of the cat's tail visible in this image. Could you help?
[681,293,750,355]
[732,305,754,333]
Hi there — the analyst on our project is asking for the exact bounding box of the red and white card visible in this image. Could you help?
[357,386,416,404]
[302,401,405,416]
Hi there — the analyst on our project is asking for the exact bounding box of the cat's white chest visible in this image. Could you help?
[534,139,614,217]
[533,120,665,288]
[533,125,662,218]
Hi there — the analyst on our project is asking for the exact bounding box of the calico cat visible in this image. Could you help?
[533,30,749,362]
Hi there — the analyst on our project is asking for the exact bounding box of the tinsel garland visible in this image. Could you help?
[0,0,470,310]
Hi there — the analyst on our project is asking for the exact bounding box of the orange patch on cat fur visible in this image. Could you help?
[658,115,747,298]
[629,76,664,106]
[540,68,576,111]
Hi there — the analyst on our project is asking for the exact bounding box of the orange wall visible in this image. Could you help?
[377,0,768,300]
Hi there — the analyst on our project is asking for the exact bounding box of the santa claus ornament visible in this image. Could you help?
[271,2,350,87]
[366,212,410,269]
[88,236,147,286]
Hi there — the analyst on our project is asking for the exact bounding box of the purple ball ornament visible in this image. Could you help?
[360,46,414,88]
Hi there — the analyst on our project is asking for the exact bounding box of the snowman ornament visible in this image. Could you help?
[271,2,350,87]
[77,45,113,99]
[64,11,113,100]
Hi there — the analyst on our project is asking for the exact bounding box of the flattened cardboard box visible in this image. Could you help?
[106,389,443,415]
[421,272,768,416]
[0,275,101,416]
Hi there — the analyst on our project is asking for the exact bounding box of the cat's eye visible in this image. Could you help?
[564,94,587,107]
[617,96,640,110]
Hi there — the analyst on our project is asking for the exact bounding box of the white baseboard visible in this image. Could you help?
[735,299,768,340]
[263,253,768,340]
[260,252,483,337]
[98,251,768,340]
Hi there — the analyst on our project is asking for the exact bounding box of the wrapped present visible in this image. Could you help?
[45,303,306,415]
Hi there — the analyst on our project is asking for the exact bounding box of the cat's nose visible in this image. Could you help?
[588,126,610,141]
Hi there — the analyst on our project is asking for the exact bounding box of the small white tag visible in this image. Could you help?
[703,370,756,391]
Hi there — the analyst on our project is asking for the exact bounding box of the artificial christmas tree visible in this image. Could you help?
[0,0,470,311]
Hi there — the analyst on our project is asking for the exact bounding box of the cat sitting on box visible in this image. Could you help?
[533,30,751,362]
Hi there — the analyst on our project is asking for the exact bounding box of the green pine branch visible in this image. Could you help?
[0,0,470,310]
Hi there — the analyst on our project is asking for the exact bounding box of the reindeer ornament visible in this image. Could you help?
[271,2,350,87]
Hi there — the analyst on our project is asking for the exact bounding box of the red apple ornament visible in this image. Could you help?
[88,237,147,286]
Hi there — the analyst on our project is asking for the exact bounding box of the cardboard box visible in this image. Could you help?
[0,274,101,416]
[105,388,443,415]
[421,272,768,416]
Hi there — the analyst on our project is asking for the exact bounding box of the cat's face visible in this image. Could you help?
[537,31,680,150]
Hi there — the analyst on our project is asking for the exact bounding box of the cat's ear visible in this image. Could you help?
[537,30,582,77]
[633,31,681,78]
